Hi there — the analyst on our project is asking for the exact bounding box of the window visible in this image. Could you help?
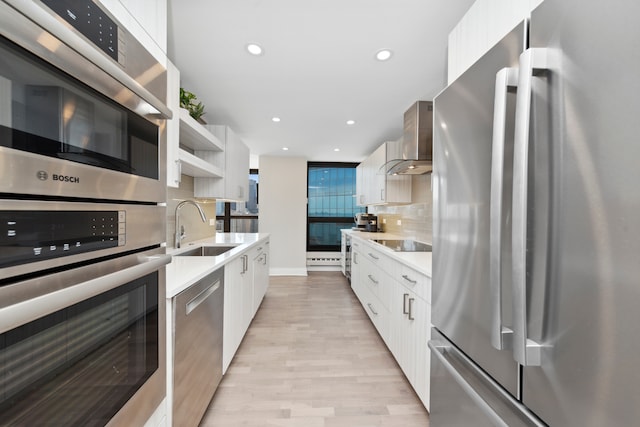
[216,169,259,232]
[307,162,364,251]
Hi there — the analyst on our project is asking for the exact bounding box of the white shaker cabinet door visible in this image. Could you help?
[223,254,251,373]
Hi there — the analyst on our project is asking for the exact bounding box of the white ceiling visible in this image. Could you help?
[167,0,474,162]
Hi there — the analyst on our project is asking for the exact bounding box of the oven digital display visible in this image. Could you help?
[0,210,125,268]
[42,0,119,61]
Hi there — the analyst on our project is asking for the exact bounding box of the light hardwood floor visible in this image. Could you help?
[199,271,429,427]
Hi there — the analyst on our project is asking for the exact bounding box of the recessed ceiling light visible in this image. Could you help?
[346,120,356,125]
[282,147,289,151]
[272,117,281,122]
[375,49,393,61]
[334,148,340,152]
[246,43,263,55]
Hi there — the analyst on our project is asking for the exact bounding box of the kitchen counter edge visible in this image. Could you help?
[342,229,432,277]
[165,233,270,298]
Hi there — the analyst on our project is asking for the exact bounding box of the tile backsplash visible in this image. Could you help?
[369,174,432,243]
[166,175,217,248]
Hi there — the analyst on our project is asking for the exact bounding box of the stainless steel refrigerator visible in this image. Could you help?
[430,1,640,426]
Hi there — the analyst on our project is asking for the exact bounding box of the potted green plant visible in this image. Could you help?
[179,87,206,123]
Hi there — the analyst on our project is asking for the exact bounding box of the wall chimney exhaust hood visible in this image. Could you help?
[381,100,433,175]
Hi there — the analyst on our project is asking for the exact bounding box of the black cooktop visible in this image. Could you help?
[371,239,432,252]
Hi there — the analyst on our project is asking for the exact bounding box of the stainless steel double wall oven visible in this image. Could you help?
[0,1,171,425]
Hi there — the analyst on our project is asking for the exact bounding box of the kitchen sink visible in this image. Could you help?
[175,246,236,256]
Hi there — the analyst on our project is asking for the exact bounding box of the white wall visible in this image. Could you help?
[259,156,308,276]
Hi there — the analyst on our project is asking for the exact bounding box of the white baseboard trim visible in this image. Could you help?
[306,251,342,267]
[269,268,308,276]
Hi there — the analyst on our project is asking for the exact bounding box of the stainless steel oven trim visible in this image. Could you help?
[0,248,171,333]
[0,0,171,119]
[0,246,169,427]
[0,200,166,280]
[0,139,167,203]
[0,1,169,202]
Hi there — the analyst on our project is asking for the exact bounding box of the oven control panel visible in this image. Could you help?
[42,0,119,62]
[0,210,125,269]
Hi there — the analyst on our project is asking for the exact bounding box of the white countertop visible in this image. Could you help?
[342,229,432,277]
[165,233,270,298]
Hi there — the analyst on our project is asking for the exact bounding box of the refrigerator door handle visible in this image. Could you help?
[429,340,510,427]
[512,48,550,367]
[489,67,518,351]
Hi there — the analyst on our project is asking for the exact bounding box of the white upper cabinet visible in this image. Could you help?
[194,126,250,201]
[166,60,180,186]
[356,163,365,206]
[100,0,167,59]
[447,0,544,83]
[369,144,387,205]
[115,0,167,53]
[356,141,411,206]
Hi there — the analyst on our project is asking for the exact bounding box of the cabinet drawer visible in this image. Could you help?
[362,245,394,273]
[358,253,393,311]
[397,265,430,303]
[362,294,390,346]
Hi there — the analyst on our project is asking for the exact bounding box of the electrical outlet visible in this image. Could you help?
[396,219,402,226]
[382,218,387,224]
[209,219,216,226]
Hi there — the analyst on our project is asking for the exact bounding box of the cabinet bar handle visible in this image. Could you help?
[368,253,379,260]
[367,274,379,285]
[401,274,417,284]
[408,298,415,320]
[403,293,409,314]
[367,303,378,316]
[241,254,248,274]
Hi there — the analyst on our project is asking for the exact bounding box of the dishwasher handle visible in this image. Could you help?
[186,279,221,315]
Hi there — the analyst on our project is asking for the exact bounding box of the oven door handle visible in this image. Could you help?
[0,254,171,334]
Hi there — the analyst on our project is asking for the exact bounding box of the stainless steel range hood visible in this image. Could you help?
[382,101,433,175]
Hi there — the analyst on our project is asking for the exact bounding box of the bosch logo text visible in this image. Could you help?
[53,174,80,184]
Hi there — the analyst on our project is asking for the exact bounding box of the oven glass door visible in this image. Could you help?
[0,35,158,180]
[0,272,159,426]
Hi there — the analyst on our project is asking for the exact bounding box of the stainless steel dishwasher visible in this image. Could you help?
[172,267,224,427]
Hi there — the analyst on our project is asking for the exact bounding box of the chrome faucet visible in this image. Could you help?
[175,200,207,248]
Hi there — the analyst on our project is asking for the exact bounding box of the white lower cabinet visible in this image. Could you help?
[350,237,431,410]
[392,282,430,410]
[222,254,251,373]
[222,239,270,374]
[340,231,347,275]
[251,243,269,318]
